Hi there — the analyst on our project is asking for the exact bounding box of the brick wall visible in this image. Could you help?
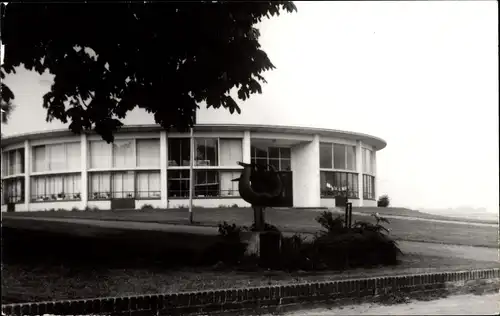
[2,268,499,316]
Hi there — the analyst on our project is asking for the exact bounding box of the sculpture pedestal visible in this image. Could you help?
[240,231,282,269]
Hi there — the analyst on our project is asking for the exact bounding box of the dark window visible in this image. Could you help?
[168,138,190,167]
[320,171,359,198]
[194,170,219,197]
[194,138,218,166]
[333,144,346,169]
[2,177,25,204]
[251,146,291,171]
[168,170,190,198]
[319,143,333,169]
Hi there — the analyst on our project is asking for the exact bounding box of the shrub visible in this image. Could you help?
[209,221,248,265]
[71,207,80,212]
[280,234,317,271]
[248,222,281,233]
[315,211,348,236]
[377,194,390,207]
[231,203,239,208]
[311,210,402,269]
[141,204,154,210]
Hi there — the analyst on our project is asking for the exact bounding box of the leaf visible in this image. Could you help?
[1,2,296,141]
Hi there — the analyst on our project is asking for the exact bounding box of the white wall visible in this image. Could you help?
[290,135,320,207]
[362,199,377,207]
[320,198,362,208]
[29,201,80,211]
[168,198,250,209]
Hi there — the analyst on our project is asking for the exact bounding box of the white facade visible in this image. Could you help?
[0,124,386,211]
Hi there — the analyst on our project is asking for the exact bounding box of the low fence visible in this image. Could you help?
[3,268,499,316]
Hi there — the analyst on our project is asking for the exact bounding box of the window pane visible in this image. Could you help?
[333,144,346,169]
[220,171,239,196]
[346,146,356,171]
[168,169,190,197]
[252,145,268,158]
[137,139,160,168]
[195,138,218,166]
[112,173,123,198]
[148,172,161,198]
[89,172,111,199]
[33,146,46,172]
[66,143,81,170]
[136,172,149,198]
[47,144,65,171]
[219,139,243,166]
[281,159,291,171]
[279,148,291,159]
[268,147,280,159]
[254,158,267,168]
[269,159,280,171]
[113,140,134,168]
[194,170,219,197]
[90,141,111,169]
[168,138,190,167]
[319,143,332,169]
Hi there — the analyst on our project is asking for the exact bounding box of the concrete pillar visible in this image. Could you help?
[356,140,363,206]
[372,150,377,198]
[24,140,30,210]
[81,133,88,210]
[160,130,168,208]
[290,134,320,207]
[242,130,251,163]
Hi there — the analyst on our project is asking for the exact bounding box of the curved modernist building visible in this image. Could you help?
[0,124,386,211]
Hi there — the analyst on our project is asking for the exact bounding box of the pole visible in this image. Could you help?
[188,127,194,223]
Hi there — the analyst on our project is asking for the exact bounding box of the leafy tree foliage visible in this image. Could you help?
[0,2,296,142]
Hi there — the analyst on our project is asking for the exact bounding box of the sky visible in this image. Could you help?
[1,1,498,213]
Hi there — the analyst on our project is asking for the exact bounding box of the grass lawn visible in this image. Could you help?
[3,255,498,304]
[4,207,498,248]
[2,214,498,305]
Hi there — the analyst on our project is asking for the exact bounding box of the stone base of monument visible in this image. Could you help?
[240,231,282,268]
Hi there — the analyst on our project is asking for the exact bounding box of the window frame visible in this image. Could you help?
[30,173,82,202]
[320,170,359,199]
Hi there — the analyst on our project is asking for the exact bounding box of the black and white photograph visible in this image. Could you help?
[0,1,498,315]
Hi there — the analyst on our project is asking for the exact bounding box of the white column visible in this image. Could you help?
[372,150,377,198]
[242,130,251,163]
[290,134,320,207]
[160,130,168,208]
[81,133,88,210]
[356,140,363,206]
[24,140,30,210]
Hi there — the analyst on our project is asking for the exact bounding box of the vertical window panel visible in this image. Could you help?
[220,171,239,196]
[48,144,65,171]
[90,141,111,169]
[219,139,243,166]
[346,146,356,171]
[195,138,218,166]
[113,140,134,168]
[168,138,190,167]
[333,144,346,169]
[33,146,47,172]
[66,143,81,170]
[168,170,190,197]
[319,143,333,169]
[136,139,160,168]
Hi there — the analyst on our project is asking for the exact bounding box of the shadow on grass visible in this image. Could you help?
[2,226,223,269]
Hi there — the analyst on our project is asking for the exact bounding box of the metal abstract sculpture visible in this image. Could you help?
[232,161,284,231]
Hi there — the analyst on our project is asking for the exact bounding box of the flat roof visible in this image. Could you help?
[0,124,387,150]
